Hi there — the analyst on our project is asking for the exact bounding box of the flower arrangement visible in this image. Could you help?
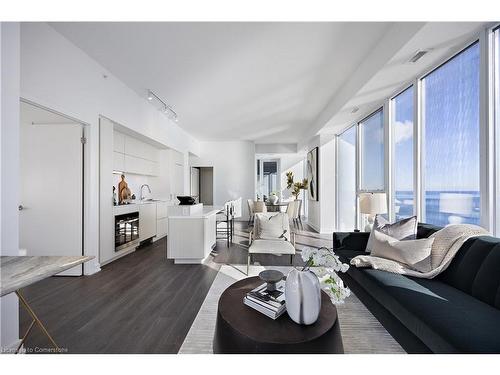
[300,247,351,304]
[285,171,308,199]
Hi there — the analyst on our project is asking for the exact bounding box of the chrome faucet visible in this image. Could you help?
[140,184,152,200]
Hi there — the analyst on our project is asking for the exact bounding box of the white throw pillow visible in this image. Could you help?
[371,230,434,273]
[366,215,417,253]
[255,213,290,241]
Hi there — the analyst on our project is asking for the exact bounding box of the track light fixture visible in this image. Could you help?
[146,89,178,122]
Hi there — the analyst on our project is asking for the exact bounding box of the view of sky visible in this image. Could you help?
[360,110,384,190]
[393,86,414,192]
[423,42,480,192]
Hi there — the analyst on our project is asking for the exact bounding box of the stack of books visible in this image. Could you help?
[243,281,286,319]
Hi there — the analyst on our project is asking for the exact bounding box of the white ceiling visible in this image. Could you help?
[49,22,394,143]
[320,22,486,134]
[49,22,486,145]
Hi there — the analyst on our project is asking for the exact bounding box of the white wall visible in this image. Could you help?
[306,135,336,233]
[190,141,255,219]
[255,143,297,154]
[0,22,20,351]
[20,23,200,274]
[279,154,305,201]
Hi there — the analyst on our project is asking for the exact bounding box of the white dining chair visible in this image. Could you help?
[286,200,302,229]
[254,201,267,214]
[247,199,255,225]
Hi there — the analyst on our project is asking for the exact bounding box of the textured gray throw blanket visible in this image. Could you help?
[350,224,489,279]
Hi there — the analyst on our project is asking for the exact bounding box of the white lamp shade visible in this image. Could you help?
[359,192,387,215]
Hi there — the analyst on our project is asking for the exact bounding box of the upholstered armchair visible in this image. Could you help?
[247,212,296,275]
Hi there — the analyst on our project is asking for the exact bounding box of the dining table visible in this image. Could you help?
[264,201,289,212]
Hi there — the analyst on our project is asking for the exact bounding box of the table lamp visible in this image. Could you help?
[359,192,387,232]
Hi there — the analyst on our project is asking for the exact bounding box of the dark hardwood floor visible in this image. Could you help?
[19,221,331,353]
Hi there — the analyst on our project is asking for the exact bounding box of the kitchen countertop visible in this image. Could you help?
[168,205,223,219]
[113,199,175,215]
[0,256,94,297]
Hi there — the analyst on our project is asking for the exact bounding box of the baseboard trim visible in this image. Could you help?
[307,221,321,233]
[306,221,334,235]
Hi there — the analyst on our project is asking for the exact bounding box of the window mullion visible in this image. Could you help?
[415,77,423,223]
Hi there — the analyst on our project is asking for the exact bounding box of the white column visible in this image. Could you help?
[319,135,336,233]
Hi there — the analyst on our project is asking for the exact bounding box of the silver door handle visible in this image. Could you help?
[18,205,24,211]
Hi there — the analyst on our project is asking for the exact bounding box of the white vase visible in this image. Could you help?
[285,269,321,325]
[269,195,278,204]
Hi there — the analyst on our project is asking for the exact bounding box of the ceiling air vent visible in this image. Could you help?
[407,49,430,64]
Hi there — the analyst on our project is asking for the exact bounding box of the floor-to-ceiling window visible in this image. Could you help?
[391,87,414,220]
[359,109,385,191]
[358,109,385,228]
[337,126,357,230]
[421,42,480,226]
[256,159,279,201]
[333,27,500,232]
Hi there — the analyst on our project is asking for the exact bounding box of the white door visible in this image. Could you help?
[19,116,84,276]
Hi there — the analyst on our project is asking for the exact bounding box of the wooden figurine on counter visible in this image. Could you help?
[118,174,132,204]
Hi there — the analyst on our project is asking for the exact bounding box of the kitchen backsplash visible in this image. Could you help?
[114,173,172,202]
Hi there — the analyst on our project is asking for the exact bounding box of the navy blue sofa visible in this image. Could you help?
[333,223,500,353]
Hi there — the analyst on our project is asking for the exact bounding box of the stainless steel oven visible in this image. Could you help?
[115,211,139,251]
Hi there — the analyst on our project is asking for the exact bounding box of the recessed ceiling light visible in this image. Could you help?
[351,107,359,114]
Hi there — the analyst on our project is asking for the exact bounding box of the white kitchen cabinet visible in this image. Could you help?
[124,136,145,159]
[113,131,125,153]
[167,209,218,264]
[113,151,125,172]
[112,131,161,176]
[142,143,159,162]
[156,218,168,238]
[124,135,159,161]
[150,161,159,176]
[124,154,142,175]
[139,203,157,241]
[156,202,169,219]
[123,152,159,176]
[156,201,169,238]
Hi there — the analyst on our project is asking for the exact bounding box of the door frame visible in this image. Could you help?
[20,98,90,275]
[194,166,215,205]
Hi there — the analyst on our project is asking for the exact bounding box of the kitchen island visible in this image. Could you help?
[167,204,221,264]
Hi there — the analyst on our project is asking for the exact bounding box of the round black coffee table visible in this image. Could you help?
[213,276,344,354]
